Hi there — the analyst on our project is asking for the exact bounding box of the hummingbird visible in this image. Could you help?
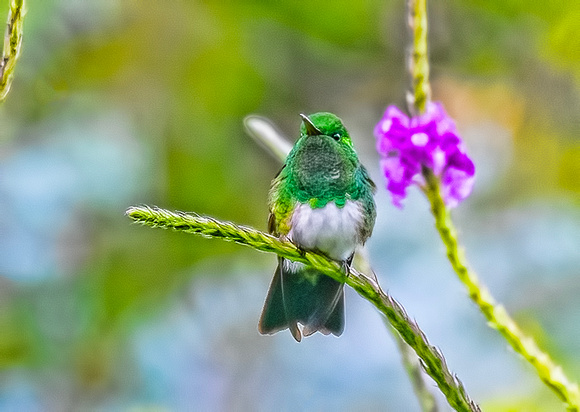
[258,112,376,341]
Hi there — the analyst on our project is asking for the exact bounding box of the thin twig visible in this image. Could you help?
[243,115,292,160]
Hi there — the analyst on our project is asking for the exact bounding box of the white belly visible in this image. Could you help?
[288,200,363,261]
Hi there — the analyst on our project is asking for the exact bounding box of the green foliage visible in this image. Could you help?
[543,7,580,82]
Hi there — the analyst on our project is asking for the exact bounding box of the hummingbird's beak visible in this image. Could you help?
[300,114,322,136]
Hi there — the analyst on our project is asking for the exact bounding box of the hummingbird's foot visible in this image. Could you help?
[346,253,354,267]
[342,253,355,277]
[280,235,307,257]
[295,245,309,258]
[341,261,352,277]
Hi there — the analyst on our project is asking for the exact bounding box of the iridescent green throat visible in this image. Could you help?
[281,134,363,208]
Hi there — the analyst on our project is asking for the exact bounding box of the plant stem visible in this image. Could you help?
[423,170,580,411]
[0,0,25,102]
[407,0,431,115]
[243,115,292,161]
[126,205,480,412]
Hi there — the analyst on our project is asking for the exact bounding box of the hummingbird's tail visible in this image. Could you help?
[258,257,344,342]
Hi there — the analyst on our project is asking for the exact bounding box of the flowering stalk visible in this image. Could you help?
[126,205,480,412]
[0,0,25,102]
[423,171,580,411]
[375,0,580,409]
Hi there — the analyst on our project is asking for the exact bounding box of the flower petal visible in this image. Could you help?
[441,167,475,208]
[447,151,475,176]
[374,101,475,208]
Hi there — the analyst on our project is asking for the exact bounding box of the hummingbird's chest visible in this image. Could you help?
[290,136,355,200]
[288,200,364,261]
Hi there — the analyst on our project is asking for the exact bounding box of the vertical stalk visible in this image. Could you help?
[0,0,25,102]
[407,0,431,115]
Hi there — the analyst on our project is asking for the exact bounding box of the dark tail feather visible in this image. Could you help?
[258,258,344,341]
[258,260,301,341]
[302,284,344,337]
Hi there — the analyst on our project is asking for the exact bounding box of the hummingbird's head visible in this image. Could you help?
[287,112,363,201]
[299,112,354,150]
[290,111,360,189]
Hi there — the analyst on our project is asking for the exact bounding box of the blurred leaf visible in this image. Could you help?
[543,7,580,83]
[559,146,580,196]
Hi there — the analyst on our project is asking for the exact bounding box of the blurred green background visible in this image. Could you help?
[0,0,578,410]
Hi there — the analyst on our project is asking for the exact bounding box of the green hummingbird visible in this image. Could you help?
[258,112,376,342]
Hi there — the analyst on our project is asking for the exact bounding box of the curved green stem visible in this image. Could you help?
[0,0,25,102]
[422,169,580,411]
[126,205,480,412]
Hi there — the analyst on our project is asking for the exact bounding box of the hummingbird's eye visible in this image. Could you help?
[332,133,341,141]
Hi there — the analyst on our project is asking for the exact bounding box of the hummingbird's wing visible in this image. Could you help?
[355,165,377,243]
[261,165,304,340]
[267,211,277,235]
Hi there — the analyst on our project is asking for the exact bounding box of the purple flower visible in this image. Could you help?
[374,102,475,208]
